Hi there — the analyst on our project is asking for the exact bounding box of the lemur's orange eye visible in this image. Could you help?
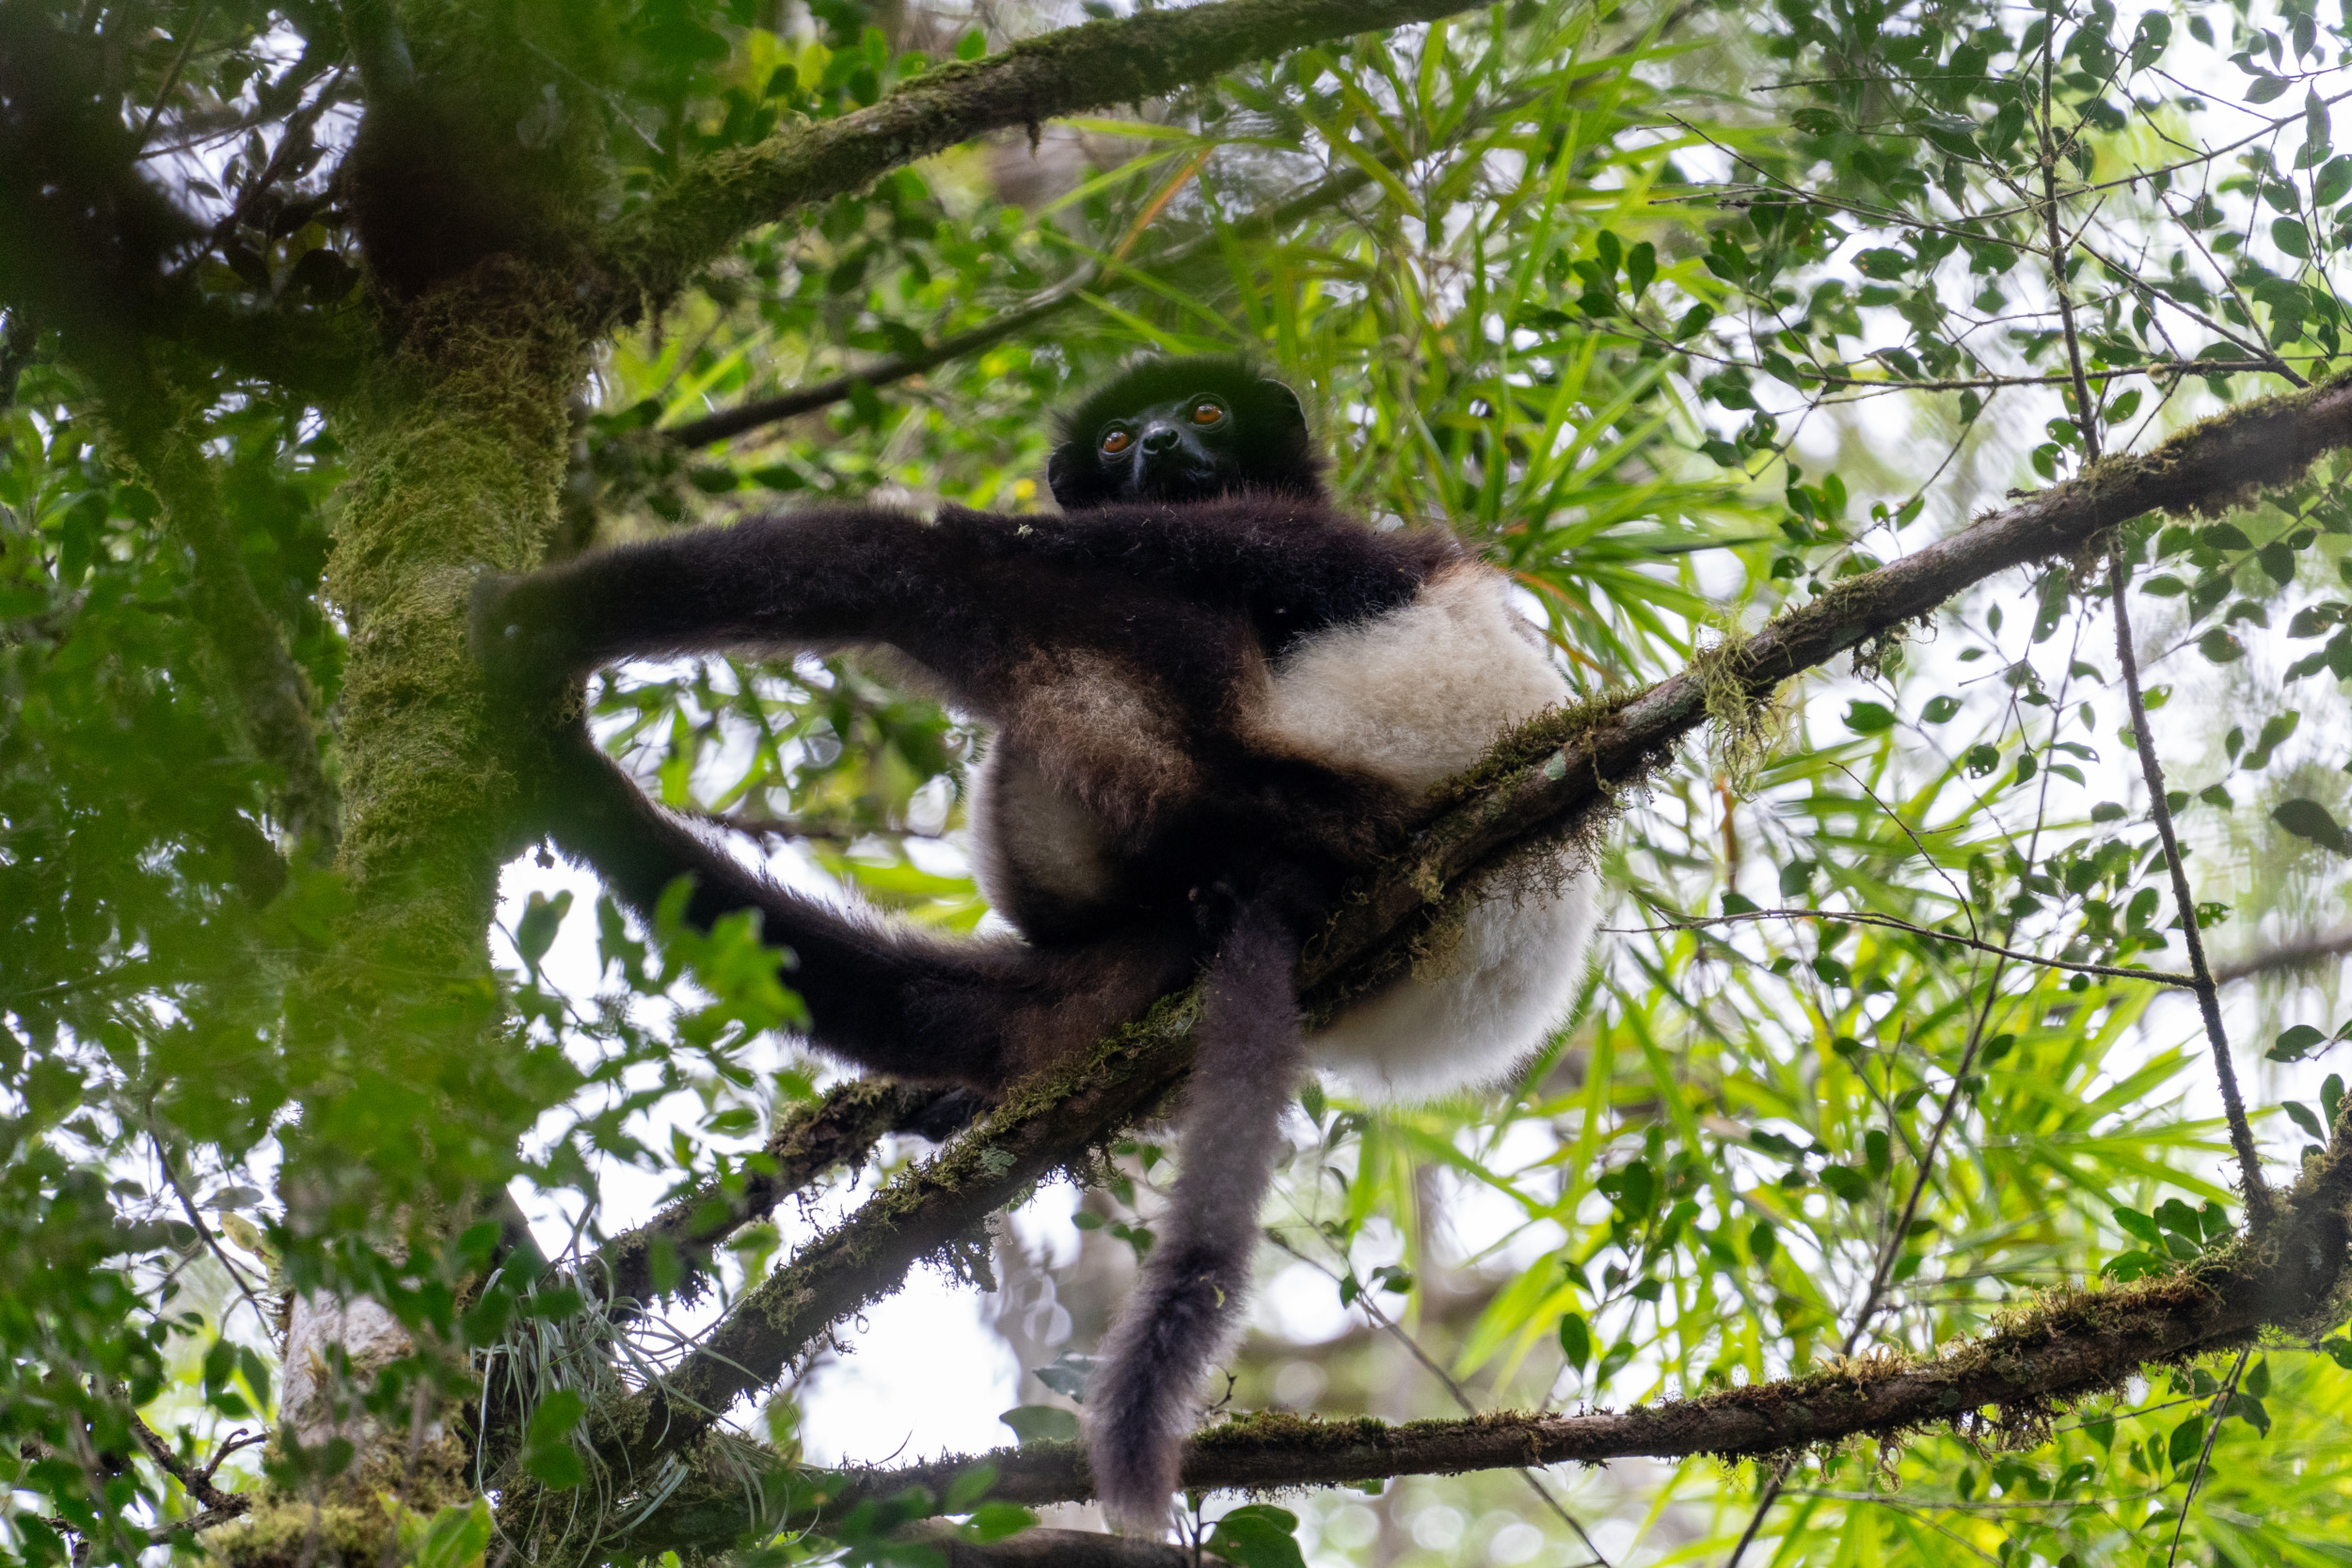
[1191,400,1226,425]
[1101,429,1133,454]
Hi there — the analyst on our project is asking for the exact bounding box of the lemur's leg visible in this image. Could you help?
[1084,874,1319,1533]
[538,731,1196,1089]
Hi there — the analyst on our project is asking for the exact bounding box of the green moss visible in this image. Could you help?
[322,261,584,985]
[212,1432,473,1568]
[1424,688,1641,814]
[1684,626,1788,790]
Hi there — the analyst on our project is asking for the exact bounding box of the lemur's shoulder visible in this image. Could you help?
[933,494,1466,651]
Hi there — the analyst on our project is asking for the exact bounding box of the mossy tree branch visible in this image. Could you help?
[611,1105,2352,1559]
[850,1143,2352,1511]
[598,0,1486,307]
[589,1080,968,1314]
[544,376,2352,1528]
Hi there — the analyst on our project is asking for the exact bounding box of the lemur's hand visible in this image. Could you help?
[469,571,599,850]
[469,571,578,707]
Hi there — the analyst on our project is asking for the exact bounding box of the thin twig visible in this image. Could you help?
[2106,543,2273,1227]
[2037,0,2267,1227]
[2211,927,2352,984]
[129,1414,245,1513]
[2163,1346,2249,1568]
[151,1135,276,1331]
[1267,1236,1612,1568]
[132,5,215,152]
[658,156,1386,448]
[149,1501,256,1542]
[1608,907,2194,988]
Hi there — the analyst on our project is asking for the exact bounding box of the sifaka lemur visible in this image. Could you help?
[470,356,1597,1531]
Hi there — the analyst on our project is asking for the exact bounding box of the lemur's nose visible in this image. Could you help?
[1140,424,1180,454]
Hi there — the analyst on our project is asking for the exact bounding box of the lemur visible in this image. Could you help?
[469,356,1597,1531]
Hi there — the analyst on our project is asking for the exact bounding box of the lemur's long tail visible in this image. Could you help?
[1085,895,1307,1534]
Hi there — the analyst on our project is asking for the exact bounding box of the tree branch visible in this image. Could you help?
[1611,907,2198,988]
[2213,927,2352,984]
[588,1079,969,1314]
[657,162,1380,449]
[598,0,1484,307]
[621,1108,2352,1555]
[129,1414,247,1514]
[550,372,2352,1545]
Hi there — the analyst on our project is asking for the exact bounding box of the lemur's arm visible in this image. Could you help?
[470,507,977,695]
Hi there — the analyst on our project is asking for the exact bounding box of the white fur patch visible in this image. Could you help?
[970,746,1120,911]
[1308,858,1597,1102]
[1258,561,1597,1101]
[1254,562,1572,793]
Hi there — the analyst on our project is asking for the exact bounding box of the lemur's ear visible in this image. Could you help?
[1045,441,1085,511]
[1258,378,1308,433]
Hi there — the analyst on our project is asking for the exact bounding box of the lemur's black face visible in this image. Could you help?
[1047,356,1327,513]
[1088,390,1239,504]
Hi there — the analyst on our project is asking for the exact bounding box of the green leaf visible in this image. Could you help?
[997,1405,1079,1446]
[1602,1158,1658,1219]
[1626,241,1656,299]
[523,1443,585,1490]
[525,1388,585,1447]
[2245,710,2299,768]
[2169,1415,2207,1467]
[2273,798,2352,852]
[1205,1506,1308,1568]
[1843,700,1897,734]
[1030,1353,1096,1402]
[1820,1164,1871,1201]
[943,1463,1002,1513]
[516,889,572,968]
[2285,1101,2328,1140]
[405,1499,493,1568]
[966,1503,1038,1542]
[2198,627,2246,664]
[2153,1197,2203,1243]
[1559,1311,1593,1369]
[2271,1024,2326,1063]
[2319,156,2352,207]
[1854,247,1913,280]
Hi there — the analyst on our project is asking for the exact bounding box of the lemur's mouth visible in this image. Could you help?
[1136,458,1222,499]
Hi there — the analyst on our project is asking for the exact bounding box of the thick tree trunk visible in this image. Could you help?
[227,263,587,1564]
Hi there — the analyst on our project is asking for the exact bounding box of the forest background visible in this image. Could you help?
[13,0,2352,1564]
